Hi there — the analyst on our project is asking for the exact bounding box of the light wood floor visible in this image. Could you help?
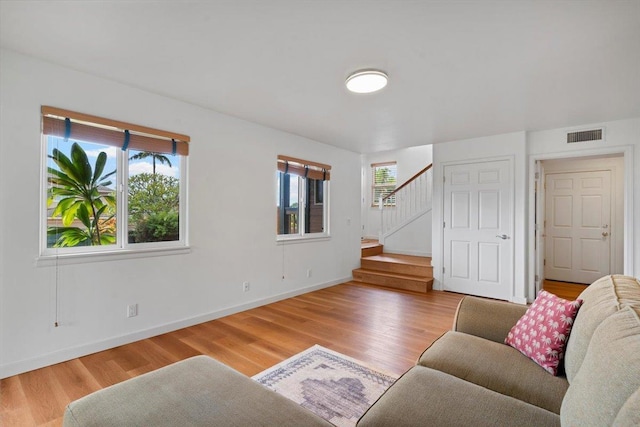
[542,279,587,301]
[0,282,465,426]
[0,280,586,426]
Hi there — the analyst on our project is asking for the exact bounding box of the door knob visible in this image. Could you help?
[496,234,509,240]
[602,231,609,237]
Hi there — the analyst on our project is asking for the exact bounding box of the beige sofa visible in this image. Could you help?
[358,275,640,426]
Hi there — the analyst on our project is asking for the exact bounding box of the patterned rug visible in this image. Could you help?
[252,345,396,427]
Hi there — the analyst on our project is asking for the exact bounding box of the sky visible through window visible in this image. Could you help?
[47,136,180,183]
[276,172,299,207]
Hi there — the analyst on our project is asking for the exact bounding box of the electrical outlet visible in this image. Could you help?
[127,304,138,318]
[243,281,250,292]
[306,269,312,278]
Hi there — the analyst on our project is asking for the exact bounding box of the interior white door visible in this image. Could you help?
[544,170,611,284]
[443,160,512,300]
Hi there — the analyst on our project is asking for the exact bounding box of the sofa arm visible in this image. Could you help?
[453,296,528,343]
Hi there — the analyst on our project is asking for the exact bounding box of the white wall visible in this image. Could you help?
[432,132,528,303]
[361,145,433,239]
[0,49,362,378]
[382,212,432,257]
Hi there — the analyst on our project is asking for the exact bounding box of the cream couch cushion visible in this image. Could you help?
[564,275,640,382]
[418,331,568,414]
[561,306,640,426]
[614,388,640,427]
[63,355,332,427]
[357,366,560,427]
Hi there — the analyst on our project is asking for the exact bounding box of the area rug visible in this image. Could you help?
[252,345,396,427]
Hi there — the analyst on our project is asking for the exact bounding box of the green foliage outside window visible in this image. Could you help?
[47,142,116,247]
[127,172,179,243]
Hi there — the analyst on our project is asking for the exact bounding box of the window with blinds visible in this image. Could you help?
[277,155,330,239]
[371,162,397,206]
[41,106,189,257]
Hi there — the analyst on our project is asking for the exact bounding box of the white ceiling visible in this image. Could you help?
[1,1,639,153]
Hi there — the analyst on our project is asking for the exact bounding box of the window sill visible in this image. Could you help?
[36,246,191,267]
[276,235,331,245]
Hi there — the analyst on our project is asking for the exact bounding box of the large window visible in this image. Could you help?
[371,162,397,206]
[41,106,189,257]
[277,155,330,239]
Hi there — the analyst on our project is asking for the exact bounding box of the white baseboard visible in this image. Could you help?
[510,296,528,305]
[0,277,349,379]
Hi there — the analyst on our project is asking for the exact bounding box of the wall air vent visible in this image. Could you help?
[566,128,604,144]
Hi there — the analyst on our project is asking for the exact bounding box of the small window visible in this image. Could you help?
[41,106,189,257]
[371,162,397,206]
[277,156,330,239]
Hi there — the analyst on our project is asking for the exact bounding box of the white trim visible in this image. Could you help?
[276,236,331,245]
[510,296,528,305]
[36,246,191,267]
[39,134,49,256]
[0,276,349,379]
[527,145,635,300]
[534,160,545,298]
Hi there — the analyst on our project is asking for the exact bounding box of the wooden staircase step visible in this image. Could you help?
[361,243,383,257]
[361,254,433,277]
[352,268,434,293]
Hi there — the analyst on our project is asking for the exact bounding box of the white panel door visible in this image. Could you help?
[443,160,512,300]
[544,170,611,284]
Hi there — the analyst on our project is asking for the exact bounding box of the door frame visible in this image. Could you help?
[528,145,635,300]
[441,155,516,301]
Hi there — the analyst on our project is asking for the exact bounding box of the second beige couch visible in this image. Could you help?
[358,275,640,427]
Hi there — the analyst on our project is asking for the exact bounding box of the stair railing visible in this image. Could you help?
[379,164,433,242]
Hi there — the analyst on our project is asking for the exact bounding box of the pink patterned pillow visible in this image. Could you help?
[505,290,583,375]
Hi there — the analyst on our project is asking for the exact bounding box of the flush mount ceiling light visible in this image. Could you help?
[345,70,388,93]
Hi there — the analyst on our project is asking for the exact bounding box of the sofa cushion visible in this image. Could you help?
[564,275,640,382]
[505,290,582,375]
[453,295,528,343]
[357,366,560,427]
[418,331,568,414]
[613,388,640,427]
[561,306,640,427]
[63,355,332,427]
